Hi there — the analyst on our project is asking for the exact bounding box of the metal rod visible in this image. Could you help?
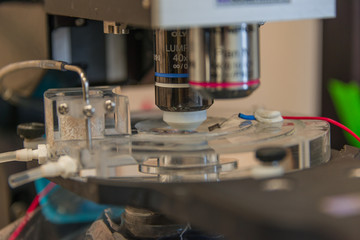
[85,118,92,150]
[63,64,90,104]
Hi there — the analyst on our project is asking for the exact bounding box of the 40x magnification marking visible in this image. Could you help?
[173,54,188,62]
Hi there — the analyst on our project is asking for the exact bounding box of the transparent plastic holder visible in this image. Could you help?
[90,117,331,182]
[44,86,131,155]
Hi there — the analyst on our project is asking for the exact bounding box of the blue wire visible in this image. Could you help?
[238,113,256,121]
[155,72,189,78]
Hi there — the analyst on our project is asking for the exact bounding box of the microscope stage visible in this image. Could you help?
[72,115,331,183]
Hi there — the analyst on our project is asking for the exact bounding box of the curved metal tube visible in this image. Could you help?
[0,60,90,105]
[63,64,90,105]
[0,60,92,149]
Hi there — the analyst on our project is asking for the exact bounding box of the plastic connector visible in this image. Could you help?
[8,155,78,188]
[38,155,78,179]
[16,149,37,162]
[35,144,48,164]
[15,144,49,164]
[57,155,78,178]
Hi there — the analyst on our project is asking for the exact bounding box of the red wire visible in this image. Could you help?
[283,116,360,143]
[8,182,57,240]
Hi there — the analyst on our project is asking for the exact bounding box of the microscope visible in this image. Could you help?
[45,0,336,130]
[1,0,349,239]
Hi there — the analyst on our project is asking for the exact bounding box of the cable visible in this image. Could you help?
[238,113,360,144]
[8,182,57,240]
[0,60,65,105]
[0,60,93,149]
[0,60,90,105]
[282,116,360,143]
[238,113,256,121]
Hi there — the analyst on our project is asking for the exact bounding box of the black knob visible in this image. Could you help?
[256,147,287,163]
[17,122,45,139]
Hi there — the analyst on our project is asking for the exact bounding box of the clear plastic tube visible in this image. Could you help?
[0,151,17,163]
[8,167,43,188]
[8,156,76,188]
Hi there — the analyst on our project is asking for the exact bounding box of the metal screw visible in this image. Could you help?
[58,103,69,115]
[104,100,116,113]
[83,105,95,118]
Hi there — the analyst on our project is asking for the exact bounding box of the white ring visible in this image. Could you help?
[155,82,190,88]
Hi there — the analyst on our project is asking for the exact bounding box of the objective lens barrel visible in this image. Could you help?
[154,29,213,112]
[189,24,260,99]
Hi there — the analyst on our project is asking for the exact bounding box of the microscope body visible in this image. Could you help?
[44,0,335,124]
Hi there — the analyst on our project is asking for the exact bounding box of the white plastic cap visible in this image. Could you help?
[254,109,283,123]
[163,110,207,130]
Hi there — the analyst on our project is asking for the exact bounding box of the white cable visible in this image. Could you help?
[0,60,65,104]
[0,60,93,150]
[0,60,90,107]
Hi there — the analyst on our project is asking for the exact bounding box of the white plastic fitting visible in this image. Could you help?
[40,155,78,178]
[8,155,78,188]
[15,144,49,164]
[56,155,78,178]
[254,109,283,123]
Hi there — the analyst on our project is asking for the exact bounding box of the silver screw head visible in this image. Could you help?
[104,100,115,112]
[58,103,69,115]
[83,105,95,117]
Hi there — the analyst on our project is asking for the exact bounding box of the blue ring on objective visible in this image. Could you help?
[155,72,189,78]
